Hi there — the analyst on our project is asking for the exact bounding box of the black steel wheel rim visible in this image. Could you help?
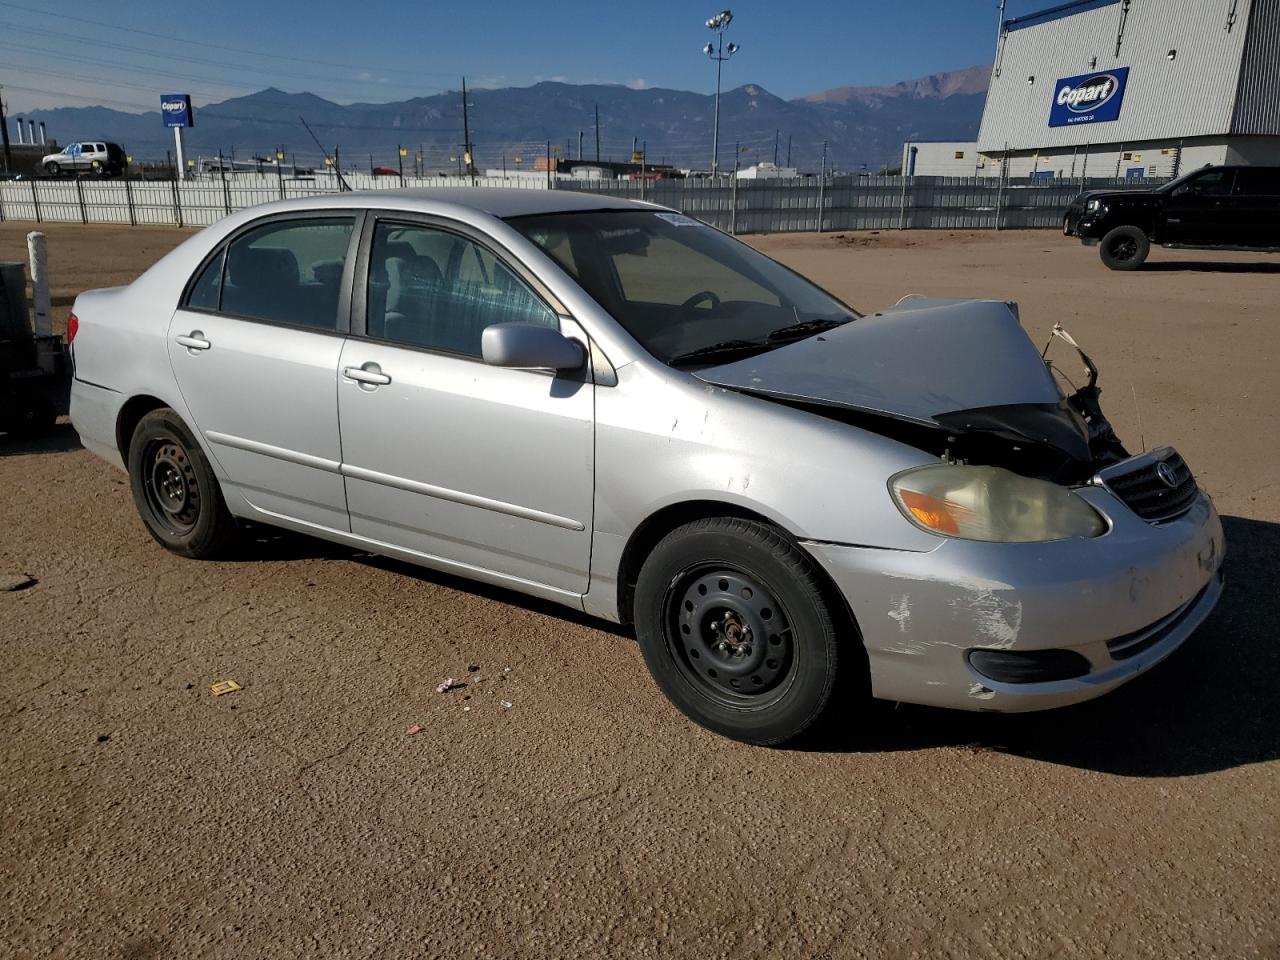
[143,438,201,535]
[663,564,796,707]
[1110,236,1138,261]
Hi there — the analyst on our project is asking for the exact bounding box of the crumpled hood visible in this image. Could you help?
[695,297,1064,427]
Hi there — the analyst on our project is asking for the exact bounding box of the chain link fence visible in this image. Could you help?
[0,173,1169,233]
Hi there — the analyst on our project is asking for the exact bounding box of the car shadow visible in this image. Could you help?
[801,515,1280,778]
[1143,260,1280,273]
[223,526,633,638]
[0,421,83,457]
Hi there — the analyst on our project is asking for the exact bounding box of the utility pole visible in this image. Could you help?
[786,135,792,167]
[0,84,11,175]
[594,104,600,162]
[461,77,475,183]
[773,129,779,167]
[578,130,584,161]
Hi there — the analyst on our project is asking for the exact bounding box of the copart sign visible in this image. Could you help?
[1048,67,1128,127]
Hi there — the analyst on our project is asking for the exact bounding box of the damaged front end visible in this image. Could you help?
[695,297,1130,484]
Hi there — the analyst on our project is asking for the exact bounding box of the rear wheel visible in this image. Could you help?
[634,517,859,745]
[1099,225,1150,270]
[127,408,237,558]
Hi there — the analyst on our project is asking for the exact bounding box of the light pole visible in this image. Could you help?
[703,10,739,176]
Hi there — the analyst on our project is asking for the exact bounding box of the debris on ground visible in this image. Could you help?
[466,663,480,673]
[436,678,465,694]
[96,734,111,743]
[209,679,242,697]
[0,573,37,592]
[404,724,422,736]
[500,700,513,709]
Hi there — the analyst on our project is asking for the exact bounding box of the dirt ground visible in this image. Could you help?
[1,221,1277,959]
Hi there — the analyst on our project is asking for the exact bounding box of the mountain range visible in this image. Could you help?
[20,66,991,173]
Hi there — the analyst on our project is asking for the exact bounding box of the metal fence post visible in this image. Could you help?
[897,174,909,230]
[75,176,88,224]
[0,183,6,222]
[730,174,738,235]
[170,176,183,227]
[124,175,136,226]
[218,151,231,214]
[30,178,41,222]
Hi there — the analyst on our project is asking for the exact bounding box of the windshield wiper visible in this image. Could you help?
[765,317,850,344]
[666,339,770,367]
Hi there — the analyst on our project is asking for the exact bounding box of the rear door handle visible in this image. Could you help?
[343,364,392,386]
[175,331,211,351]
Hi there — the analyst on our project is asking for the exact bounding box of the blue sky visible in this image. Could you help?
[0,0,1051,113]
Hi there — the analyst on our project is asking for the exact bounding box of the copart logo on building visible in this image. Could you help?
[1048,67,1129,127]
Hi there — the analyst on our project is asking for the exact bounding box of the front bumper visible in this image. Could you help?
[806,487,1224,712]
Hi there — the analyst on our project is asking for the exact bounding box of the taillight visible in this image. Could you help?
[67,312,79,344]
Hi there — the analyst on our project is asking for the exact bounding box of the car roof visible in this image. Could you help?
[248,187,661,221]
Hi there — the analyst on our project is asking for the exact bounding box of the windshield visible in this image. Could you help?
[507,210,858,365]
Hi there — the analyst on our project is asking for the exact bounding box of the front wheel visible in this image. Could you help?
[1099,225,1150,270]
[633,517,859,745]
[128,408,238,558]
[44,161,60,176]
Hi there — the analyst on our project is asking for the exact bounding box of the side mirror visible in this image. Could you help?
[481,322,585,371]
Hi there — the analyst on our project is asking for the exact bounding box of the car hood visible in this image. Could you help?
[695,297,1064,427]
[1071,189,1158,207]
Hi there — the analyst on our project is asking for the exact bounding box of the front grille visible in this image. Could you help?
[1101,449,1198,522]
[1107,581,1211,660]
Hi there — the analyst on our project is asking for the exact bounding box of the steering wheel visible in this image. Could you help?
[680,290,722,312]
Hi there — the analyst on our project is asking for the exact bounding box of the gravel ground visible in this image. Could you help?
[1,221,1277,959]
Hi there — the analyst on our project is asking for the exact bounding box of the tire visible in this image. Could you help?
[633,517,859,746]
[1062,216,1071,236]
[90,160,103,173]
[44,161,60,176]
[127,408,237,558]
[1099,225,1150,270]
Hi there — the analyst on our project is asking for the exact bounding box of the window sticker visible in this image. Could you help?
[655,212,703,227]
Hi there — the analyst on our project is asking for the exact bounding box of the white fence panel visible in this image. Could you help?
[1,174,1170,233]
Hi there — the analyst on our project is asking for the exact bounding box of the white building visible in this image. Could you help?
[976,0,1280,179]
[735,161,799,179]
[900,141,992,177]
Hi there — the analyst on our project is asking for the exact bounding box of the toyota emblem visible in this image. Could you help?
[1155,461,1179,488]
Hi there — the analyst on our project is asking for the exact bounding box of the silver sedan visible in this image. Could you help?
[68,189,1224,744]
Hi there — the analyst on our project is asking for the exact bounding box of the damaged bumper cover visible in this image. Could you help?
[805,487,1224,712]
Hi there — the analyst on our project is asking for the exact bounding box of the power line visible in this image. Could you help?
[0,0,459,79]
[0,21,453,94]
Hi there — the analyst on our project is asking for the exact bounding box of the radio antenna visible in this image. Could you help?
[299,115,350,192]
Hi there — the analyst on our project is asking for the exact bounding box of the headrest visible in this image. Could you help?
[228,245,299,288]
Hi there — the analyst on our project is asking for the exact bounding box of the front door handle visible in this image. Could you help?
[343,363,392,386]
[175,331,211,351]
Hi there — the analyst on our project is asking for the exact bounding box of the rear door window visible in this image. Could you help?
[1233,168,1280,197]
[219,218,355,330]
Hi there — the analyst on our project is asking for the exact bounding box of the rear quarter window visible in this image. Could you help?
[185,250,224,311]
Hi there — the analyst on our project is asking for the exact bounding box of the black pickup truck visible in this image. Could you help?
[1064,165,1280,270]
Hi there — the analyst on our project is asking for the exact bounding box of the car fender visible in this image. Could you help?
[583,358,944,620]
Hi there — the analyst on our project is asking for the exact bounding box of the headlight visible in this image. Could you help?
[1085,198,1106,213]
[889,464,1106,543]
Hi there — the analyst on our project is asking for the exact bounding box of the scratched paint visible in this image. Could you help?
[888,594,911,633]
